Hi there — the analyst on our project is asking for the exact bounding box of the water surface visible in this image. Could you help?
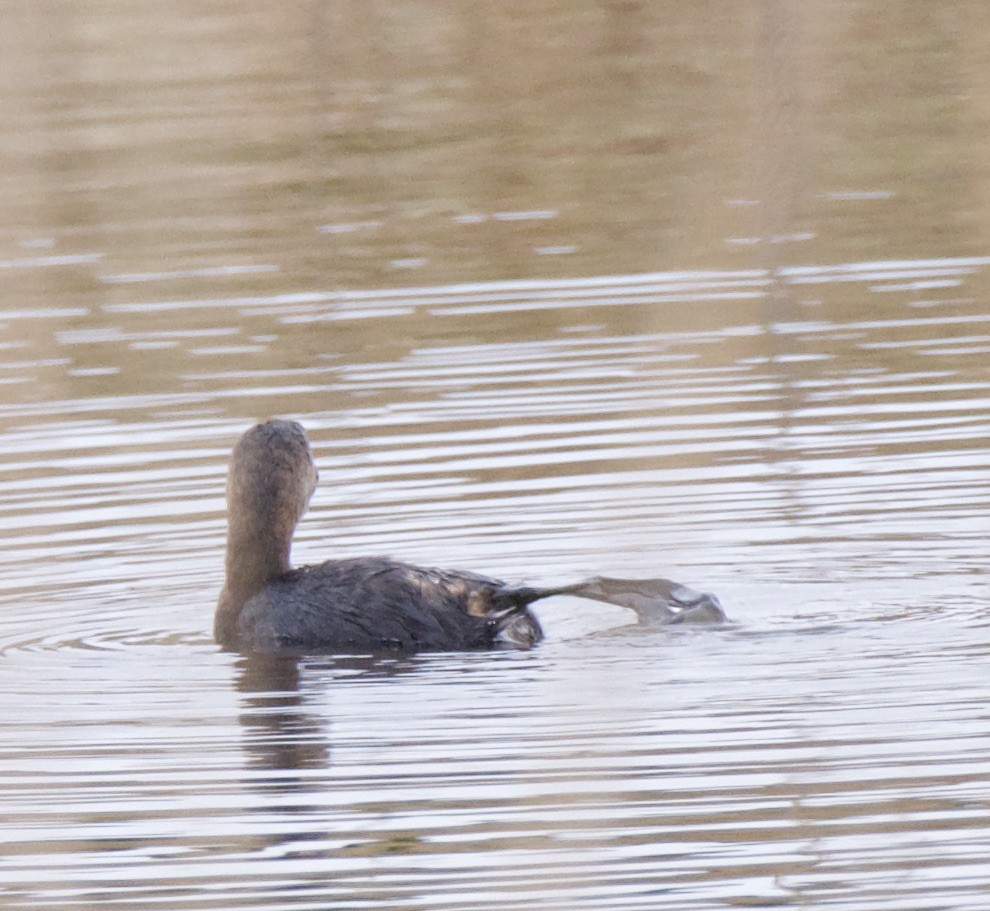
[2,3,990,909]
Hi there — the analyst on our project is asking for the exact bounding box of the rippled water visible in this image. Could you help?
[3,3,990,910]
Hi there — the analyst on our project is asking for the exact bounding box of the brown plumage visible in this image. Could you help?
[215,419,726,656]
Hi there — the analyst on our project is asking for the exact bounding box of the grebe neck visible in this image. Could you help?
[215,512,295,645]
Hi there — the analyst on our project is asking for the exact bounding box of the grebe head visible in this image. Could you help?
[218,420,318,641]
[227,420,318,545]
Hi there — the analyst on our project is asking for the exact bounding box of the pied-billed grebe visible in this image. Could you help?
[215,420,726,655]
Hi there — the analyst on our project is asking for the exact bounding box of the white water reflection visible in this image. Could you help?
[1,261,988,865]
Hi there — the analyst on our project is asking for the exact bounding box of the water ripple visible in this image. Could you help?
[2,257,990,911]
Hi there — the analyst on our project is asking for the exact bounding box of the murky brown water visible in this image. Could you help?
[2,2,990,908]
